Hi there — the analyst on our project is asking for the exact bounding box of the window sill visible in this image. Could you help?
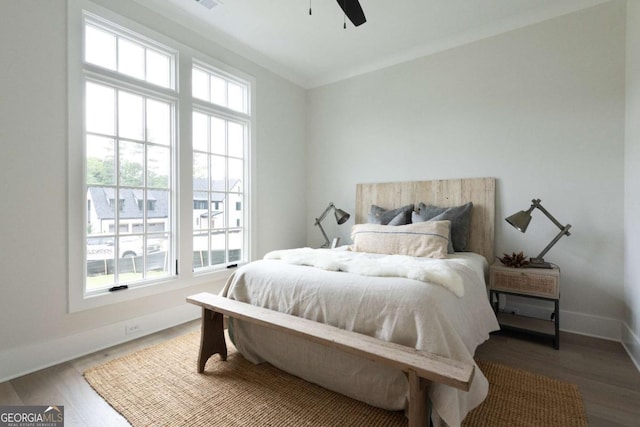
[68,268,234,313]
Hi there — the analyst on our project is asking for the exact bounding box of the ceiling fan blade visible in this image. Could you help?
[336,0,366,27]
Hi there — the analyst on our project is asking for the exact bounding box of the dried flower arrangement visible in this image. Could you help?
[498,251,530,268]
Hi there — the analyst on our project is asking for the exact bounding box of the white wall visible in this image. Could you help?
[0,0,306,381]
[0,0,632,381]
[307,1,626,340]
[624,0,640,369]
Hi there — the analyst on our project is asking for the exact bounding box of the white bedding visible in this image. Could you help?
[264,247,465,296]
[221,249,499,426]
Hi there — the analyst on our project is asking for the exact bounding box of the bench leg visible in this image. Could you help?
[197,307,227,373]
[407,370,431,427]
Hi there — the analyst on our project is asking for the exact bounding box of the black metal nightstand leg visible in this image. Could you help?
[491,290,499,314]
[554,299,560,350]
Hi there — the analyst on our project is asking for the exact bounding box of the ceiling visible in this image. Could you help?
[134,0,609,88]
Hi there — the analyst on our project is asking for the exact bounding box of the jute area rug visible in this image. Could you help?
[84,331,587,427]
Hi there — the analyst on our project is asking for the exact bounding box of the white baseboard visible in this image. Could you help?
[622,322,640,372]
[503,301,621,341]
[0,303,200,383]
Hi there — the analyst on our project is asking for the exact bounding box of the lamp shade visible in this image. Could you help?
[334,208,350,225]
[506,210,532,233]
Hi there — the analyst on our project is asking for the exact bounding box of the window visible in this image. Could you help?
[85,22,174,89]
[193,200,208,210]
[70,6,253,310]
[192,63,250,271]
[192,65,248,114]
[82,14,175,294]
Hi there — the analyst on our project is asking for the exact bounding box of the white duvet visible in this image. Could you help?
[221,249,499,426]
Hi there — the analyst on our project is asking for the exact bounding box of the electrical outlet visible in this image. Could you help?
[125,323,142,335]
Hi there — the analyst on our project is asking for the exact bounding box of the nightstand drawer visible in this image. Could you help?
[490,266,559,298]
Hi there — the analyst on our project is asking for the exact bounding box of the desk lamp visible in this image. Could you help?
[314,203,350,248]
[505,199,571,268]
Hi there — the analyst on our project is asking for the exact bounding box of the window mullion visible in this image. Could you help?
[113,89,121,285]
[225,120,230,265]
[142,47,148,84]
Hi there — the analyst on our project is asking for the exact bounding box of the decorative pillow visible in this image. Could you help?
[413,202,473,252]
[412,211,455,254]
[350,221,450,258]
[368,204,414,225]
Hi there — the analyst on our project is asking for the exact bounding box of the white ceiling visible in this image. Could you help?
[134,0,610,88]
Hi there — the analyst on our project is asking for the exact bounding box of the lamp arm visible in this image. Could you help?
[534,224,572,261]
[315,203,335,225]
[532,200,571,237]
[314,203,335,248]
[316,221,331,247]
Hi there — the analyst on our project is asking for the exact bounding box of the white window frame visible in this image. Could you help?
[191,60,251,273]
[67,0,256,312]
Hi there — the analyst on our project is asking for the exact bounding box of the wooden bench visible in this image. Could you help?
[187,292,474,427]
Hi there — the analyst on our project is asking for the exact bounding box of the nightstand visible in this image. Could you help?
[489,262,560,349]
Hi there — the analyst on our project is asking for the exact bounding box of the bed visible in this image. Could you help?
[221,178,499,426]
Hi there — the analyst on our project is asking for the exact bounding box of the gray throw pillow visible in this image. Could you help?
[413,202,473,251]
[368,204,414,225]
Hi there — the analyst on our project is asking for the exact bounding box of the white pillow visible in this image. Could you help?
[350,221,451,258]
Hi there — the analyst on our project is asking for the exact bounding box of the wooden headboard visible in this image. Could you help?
[355,178,496,261]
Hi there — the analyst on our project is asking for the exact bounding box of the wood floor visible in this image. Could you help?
[475,330,640,427]
[1,320,639,426]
